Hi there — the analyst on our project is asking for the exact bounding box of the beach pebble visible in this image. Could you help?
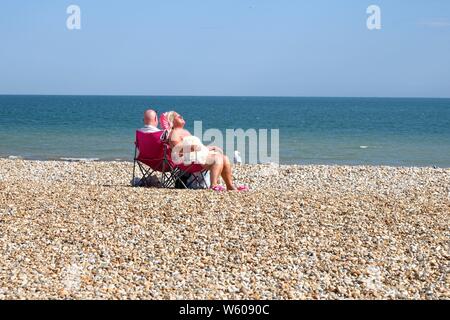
[0,159,448,299]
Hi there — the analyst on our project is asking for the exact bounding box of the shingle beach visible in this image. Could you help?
[0,159,448,299]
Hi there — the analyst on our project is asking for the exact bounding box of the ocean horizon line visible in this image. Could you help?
[1,93,450,100]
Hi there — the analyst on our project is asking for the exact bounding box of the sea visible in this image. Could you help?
[0,95,449,167]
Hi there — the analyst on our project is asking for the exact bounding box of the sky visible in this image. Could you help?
[0,0,449,97]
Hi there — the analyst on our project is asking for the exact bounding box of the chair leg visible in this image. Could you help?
[143,167,155,187]
[132,159,137,185]
[132,147,138,186]
[162,172,175,188]
[163,160,180,189]
[136,161,156,187]
[165,169,180,188]
[202,171,209,189]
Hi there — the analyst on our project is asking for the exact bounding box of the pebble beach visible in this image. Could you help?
[0,159,448,299]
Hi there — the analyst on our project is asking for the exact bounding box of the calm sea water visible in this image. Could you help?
[0,95,449,167]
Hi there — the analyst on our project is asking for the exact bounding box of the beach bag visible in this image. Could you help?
[186,171,210,189]
[131,175,161,187]
[175,172,191,189]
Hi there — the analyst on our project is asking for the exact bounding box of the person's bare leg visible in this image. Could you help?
[221,155,236,190]
[205,153,223,187]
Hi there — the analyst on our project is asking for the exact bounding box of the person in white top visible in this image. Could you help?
[162,111,249,192]
[139,109,161,133]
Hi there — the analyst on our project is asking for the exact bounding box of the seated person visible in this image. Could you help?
[160,111,248,192]
[139,109,160,133]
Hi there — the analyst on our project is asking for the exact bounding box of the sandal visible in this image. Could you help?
[211,185,226,192]
[236,185,249,192]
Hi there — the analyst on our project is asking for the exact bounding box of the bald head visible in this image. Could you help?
[143,109,158,127]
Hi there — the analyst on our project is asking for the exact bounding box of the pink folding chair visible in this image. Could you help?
[132,130,208,188]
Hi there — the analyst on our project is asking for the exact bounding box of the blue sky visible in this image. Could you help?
[1,0,449,97]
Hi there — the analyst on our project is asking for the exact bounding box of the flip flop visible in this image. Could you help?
[236,185,249,192]
[211,185,226,192]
